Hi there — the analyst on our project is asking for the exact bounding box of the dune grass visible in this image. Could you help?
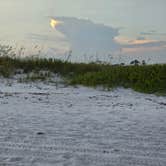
[0,55,166,94]
[71,65,166,94]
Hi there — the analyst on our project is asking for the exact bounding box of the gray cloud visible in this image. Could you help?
[27,33,62,42]
[52,17,120,56]
[136,36,146,40]
[140,31,166,36]
[123,41,166,48]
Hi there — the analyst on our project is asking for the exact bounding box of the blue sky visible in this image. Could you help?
[0,0,166,63]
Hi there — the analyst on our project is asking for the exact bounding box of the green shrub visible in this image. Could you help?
[0,55,165,94]
[71,65,166,94]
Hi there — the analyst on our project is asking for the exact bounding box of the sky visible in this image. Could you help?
[0,0,166,63]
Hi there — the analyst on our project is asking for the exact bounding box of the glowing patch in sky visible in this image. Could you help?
[50,19,62,29]
[114,36,156,45]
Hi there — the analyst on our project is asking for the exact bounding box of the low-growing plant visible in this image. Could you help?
[0,48,165,94]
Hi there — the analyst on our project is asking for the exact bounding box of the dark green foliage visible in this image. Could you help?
[0,56,103,76]
[0,55,165,94]
[71,65,166,94]
[0,56,15,77]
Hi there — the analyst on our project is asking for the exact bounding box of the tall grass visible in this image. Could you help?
[71,65,166,94]
[0,44,165,94]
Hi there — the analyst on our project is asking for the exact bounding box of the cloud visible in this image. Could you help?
[140,31,166,36]
[136,36,146,40]
[25,16,166,63]
[26,33,70,56]
[115,36,157,45]
[115,36,166,48]
[123,40,166,48]
[122,46,165,54]
[27,33,62,42]
[115,36,166,63]
[51,17,120,56]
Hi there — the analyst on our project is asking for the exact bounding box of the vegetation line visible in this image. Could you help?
[0,44,165,94]
[0,56,165,95]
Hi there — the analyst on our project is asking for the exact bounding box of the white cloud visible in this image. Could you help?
[52,17,120,57]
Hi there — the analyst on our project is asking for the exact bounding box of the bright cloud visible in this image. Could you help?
[50,19,63,29]
[51,17,120,57]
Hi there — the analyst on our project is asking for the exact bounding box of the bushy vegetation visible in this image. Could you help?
[71,65,166,94]
[0,56,104,77]
[0,44,166,94]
